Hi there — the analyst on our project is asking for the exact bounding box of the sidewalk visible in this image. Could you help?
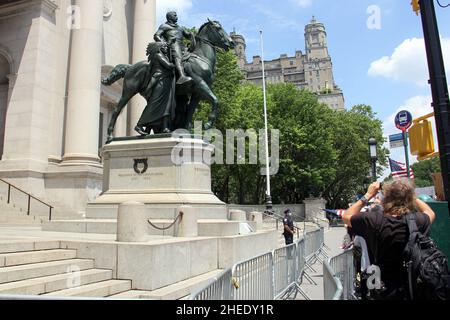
[293,226,346,300]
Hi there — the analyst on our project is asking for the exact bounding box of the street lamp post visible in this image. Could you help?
[369,138,378,182]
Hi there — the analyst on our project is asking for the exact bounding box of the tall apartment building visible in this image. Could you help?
[231,16,345,111]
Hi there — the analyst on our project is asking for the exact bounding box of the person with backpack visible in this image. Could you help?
[343,180,449,300]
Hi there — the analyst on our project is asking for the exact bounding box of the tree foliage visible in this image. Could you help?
[192,49,388,208]
[322,105,388,208]
[411,157,441,187]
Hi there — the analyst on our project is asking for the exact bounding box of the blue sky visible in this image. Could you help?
[156,0,450,174]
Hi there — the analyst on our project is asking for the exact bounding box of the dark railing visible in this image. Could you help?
[0,179,53,221]
[262,211,301,239]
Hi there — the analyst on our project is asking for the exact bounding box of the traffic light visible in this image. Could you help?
[412,0,420,15]
[409,120,435,159]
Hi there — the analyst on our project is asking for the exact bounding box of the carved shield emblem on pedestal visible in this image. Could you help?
[133,158,148,175]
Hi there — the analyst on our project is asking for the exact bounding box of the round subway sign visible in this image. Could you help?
[395,110,413,132]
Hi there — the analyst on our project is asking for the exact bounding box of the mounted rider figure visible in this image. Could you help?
[154,11,194,86]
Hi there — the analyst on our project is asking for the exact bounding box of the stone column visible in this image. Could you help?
[62,0,103,164]
[127,0,156,135]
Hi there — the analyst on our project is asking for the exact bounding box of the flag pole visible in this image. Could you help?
[260,30,272,211]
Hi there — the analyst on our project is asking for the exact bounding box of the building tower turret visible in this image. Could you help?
[230,30,247,69]
[304,16,345,110]
[305,16,328,60]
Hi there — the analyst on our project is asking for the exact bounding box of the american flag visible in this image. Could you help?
[389,158,415,179]
[323,209,346,218]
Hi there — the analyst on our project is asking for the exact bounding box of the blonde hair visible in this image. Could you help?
[382,179,417,216]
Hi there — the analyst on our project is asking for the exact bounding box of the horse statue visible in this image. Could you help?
[102,19,235,142]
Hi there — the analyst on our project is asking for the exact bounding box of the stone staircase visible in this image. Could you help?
[0,240,223,299]
[0,201,43,226]
[0,181,83,225]
[0,240,130,297]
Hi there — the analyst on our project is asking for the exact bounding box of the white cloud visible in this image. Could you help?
[290,0,313,7]
[368,37,450,86]
[156,0,193,24]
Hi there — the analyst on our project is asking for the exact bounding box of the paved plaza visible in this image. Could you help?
[294,226,347,300]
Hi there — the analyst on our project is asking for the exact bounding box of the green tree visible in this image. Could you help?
[268,84,337,204]
[322,105,389,208]
[411,157,441,187]
[191,49,389,208]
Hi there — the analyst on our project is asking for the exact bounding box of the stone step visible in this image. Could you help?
[0,269,113,295]
[43,279,131,297]
[0,240,60,255]
[43,218,257,237]
[0,249,77,268]
[107,290,156,300]
[42,219,117,234]
[0,216,43,226]
[43,219,181,236]
[109,269,223,300]
[0,259,94,285]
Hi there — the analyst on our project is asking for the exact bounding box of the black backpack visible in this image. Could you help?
[402,213,450,300]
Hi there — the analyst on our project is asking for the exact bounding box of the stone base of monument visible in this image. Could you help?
[91,135,227,218]
[43,136,251,238]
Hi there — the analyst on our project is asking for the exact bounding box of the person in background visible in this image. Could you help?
[283,209,295,246]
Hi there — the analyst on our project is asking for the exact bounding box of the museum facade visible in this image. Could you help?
[0,0,156,213]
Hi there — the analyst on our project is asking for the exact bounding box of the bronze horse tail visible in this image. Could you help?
[102,64,131,86]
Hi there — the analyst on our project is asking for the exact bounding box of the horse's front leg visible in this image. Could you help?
[204,93,218,131]
[195,81,219,130]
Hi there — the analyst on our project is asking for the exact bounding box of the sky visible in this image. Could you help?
[156,0,450,176]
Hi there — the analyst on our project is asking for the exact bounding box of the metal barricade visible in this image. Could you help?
[295,238,305,281]
[316,227,329,262]
[231,253,274,300]
[323,258,343,300]
[329,249,354,300]
[190,268,233,300]
[189,228,328,301]
[273,244,296,299]
[292,238,311,300]
[304,228,321,261]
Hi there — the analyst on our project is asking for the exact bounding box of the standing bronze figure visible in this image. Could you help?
[135,42,176,135]
[154,11,194,86]
[102,16,235,142]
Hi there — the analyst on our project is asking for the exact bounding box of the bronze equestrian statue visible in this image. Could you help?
[101,15,235,143]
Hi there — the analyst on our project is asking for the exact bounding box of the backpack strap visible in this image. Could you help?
[404,212,420,300]
[405,213,420,239]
